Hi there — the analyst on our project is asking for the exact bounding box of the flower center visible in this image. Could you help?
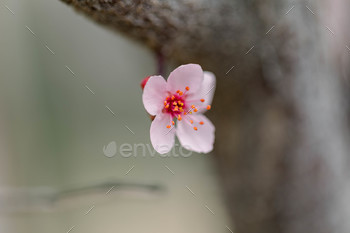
[163,93,186,117]
[163,87,211,131]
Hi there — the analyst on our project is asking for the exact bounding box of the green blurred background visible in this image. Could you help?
[0,0,230,232]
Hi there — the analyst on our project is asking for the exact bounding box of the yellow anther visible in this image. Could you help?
[172,121,175,125]
[186,86,190,91]
[206,105,211,110]
[193,127,198,131]
[179,91,183,96]
[165,104,169,109]
[178,115,182,121]
[194,108,198,112]
[174,106,179,111]
[164,101,167,106]
[166,125,171,129]
[190,120,193,124]
[191,105,195,109]
[173,102,177,105]
[171,95,175,100]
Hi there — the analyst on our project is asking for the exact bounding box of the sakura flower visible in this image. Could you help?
[142,64,216,154]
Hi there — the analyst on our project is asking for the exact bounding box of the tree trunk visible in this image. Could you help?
[59,0,350,232]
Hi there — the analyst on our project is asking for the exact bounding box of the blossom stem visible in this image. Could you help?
[156,52,165,76]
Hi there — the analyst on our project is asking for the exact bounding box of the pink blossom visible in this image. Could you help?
[142,64,216,154]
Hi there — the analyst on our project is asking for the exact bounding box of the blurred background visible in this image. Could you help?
[0,0,231,232]
[2,0,350,233]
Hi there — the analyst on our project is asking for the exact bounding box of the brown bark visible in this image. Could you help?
[59,0,257,71]
[59,0,350,232]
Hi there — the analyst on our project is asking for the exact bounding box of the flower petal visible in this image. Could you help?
[167,64,203,94]
[188,71,216,113]
[150,113,176,154]
[142,75,167,115]
[176,114,215,153]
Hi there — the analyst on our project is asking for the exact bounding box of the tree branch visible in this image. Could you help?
[60,0,260,70]
[59,1,350,233]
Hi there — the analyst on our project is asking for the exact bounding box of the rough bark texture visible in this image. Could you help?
[60,0,350,233]
[60,0,255,72]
